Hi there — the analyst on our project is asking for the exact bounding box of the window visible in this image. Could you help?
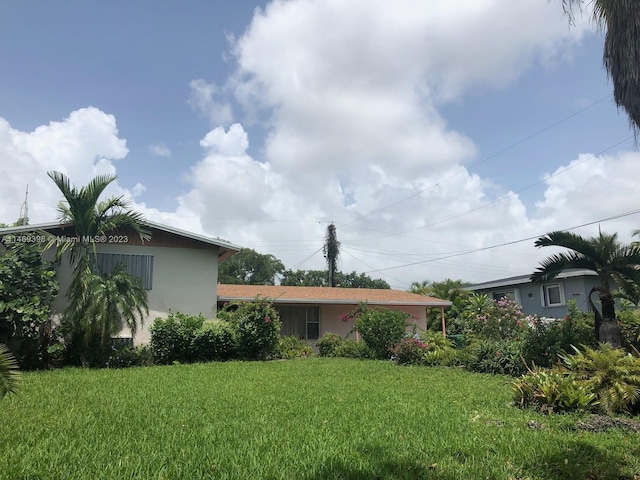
[492,289,520,304]
[96,253,154,290]
[542,283,564,307]
[277,306,320,340]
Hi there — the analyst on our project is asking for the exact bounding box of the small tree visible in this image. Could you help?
[0,344,19,400]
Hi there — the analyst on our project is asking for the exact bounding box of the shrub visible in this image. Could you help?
[352,305,410,359]
[465,339,526,376]
[391,337,429,365]
[521,301,595,368]
[104,344,154,368]
[333,340,375,359]
[461,295,528,341]
[316,333,344,357]
[276,336,313,359]
[149,312,206,364]
[225,298,282,360]
[618,306,640,353]
[191,321,237,362]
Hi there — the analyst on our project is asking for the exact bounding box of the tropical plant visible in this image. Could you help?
[561,1,640,138]
[0,344,20,400]
[66,265,149,350]
[46,171,150,359]
[0,240,59,369]
[410,278,470,331]
[531,231,640,347]
[461,294,529,341]
[560,344,640,415]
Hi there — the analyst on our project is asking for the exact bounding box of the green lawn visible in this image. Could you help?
[1,358,639,479]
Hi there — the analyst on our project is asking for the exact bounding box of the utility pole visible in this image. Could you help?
[19,185,29,225]
[324,223,340,287]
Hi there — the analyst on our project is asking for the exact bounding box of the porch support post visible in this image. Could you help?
[440,306,446,337]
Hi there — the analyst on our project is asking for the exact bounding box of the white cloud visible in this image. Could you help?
[148,142,171,157]
[188,79,234,126]
[0,107,129,225]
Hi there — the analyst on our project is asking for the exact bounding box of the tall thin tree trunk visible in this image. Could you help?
[598,290,622,348]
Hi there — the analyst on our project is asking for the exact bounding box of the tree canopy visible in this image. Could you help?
[280,269,390,289]
[219,248,285,285]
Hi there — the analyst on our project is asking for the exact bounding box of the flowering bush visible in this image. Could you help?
[391,337,429,365]
[521,300,594,368]
[462,295,528,341]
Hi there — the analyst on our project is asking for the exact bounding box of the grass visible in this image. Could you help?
[1,358,639,479]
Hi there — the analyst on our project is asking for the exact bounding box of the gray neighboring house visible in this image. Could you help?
[466,269,601,319]
[0,220,241,345]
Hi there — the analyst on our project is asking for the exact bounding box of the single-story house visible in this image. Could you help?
[0,220,241,345]
[466,269,601,318]
[217,284,452,340]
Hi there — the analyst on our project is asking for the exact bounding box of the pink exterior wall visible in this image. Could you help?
[318,304,427,340]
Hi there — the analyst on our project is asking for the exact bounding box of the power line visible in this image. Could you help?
[341,95,614,227]
[363,207,640,274]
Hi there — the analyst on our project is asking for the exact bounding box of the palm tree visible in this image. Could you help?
[0,344,19,400]
[531,230,640,347]
[47,172,150,359]
[561,1,640,137]
[66,265,148,348]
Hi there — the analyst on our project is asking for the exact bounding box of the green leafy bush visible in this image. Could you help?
[276,336,313,359]
[191,321,237,362]
[351,305,411,359]
[465,339,526,376]
[333,340,375,359]
[316,332,344,357]
[149,312,206,364]
[419,330,458,366]
[618,306,640,353]
[225,298,282,360]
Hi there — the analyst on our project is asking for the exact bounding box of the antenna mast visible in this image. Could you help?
[19,185,29,225]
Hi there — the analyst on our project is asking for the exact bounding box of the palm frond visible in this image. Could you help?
[0,344,20,400]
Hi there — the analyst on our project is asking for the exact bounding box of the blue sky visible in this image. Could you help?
[1,1,639,288]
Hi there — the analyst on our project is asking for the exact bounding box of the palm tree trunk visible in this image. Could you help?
[598,290,622,348]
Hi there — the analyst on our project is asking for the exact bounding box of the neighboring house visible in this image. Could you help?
[217,284,452,340]
[466,269,601,318]
[0,221,241,345]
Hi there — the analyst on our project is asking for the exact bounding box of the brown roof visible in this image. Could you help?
[217,284,451,307]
